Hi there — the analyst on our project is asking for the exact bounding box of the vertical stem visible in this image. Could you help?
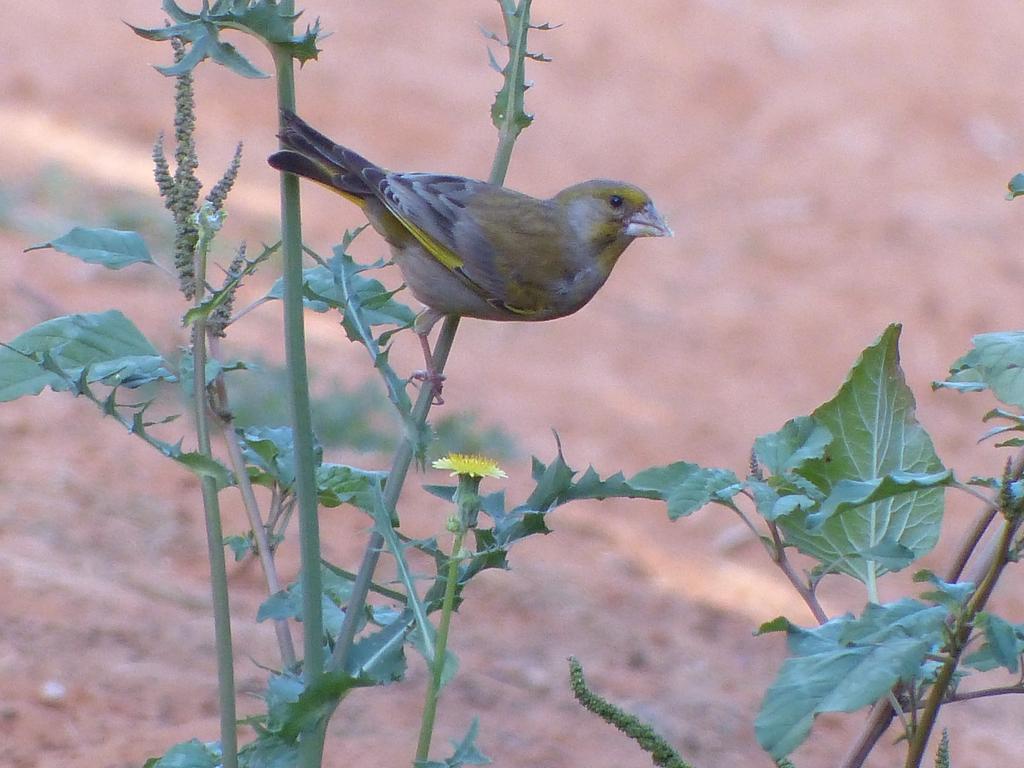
[904,518,1019,768]
[414,529,465,763]
[192,225,238,768]
[328,317,461,674]
[272,4,324,762]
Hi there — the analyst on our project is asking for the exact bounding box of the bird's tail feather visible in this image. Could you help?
[268,110,380,203]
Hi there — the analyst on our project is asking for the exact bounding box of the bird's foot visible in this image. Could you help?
[410,369,446,406]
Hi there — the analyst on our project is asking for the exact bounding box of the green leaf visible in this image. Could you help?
[175,451,234,487]
[755,599,946,759]
[970,612,1023,673]
[936,332,1024,408]
[129,0,321,78]
[1008,172,1024,199]
[913,569,974,611]
[0,311,174,402]
[777,325,947,582]
[809,470,954,528]
[523,445,577,510]
[418,718,492,767]
[145,739,219,768]
[224,534,253,561]
[754,416,831,476]
[240,425,322,490]
[316,463,386,511]
[630,461,741,518]
[26,227,154,269]
[346,610,411,683]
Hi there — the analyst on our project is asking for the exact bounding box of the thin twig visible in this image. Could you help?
[767,520,829,625]
[209,337,296,668]
[947,684,1024,703]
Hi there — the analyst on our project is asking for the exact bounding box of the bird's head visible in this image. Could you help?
[554,180,673,248]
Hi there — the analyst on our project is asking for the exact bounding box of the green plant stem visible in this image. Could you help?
[192,231,238,768]
[489,0,531,185]
[904,515,1020,768]
[328,317,460,674]
[210,344,296,668]
[415,528,465,763]
[329,0,532,674]
[272,15,325,765]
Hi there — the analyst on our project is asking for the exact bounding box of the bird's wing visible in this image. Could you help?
[373,172,556,315]
[373,174,510,304]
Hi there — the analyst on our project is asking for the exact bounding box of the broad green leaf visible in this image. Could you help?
[777,325,946,582]
[0,311,173,401]
[968,612,1023,673]
[237,733,298,768]
[937,332,1024,408]
[1008,172,1024,199]
[144,739,219,768]
[808,470,953,527]
[27,227,153,269]
[754,416,831,476]
[630,461,741,518]
[913,569,974,611]
[755,599,945,759]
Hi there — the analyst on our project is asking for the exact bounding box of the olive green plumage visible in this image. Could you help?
[268,110,672,336]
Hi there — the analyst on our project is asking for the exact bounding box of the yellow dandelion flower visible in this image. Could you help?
[432,453,507,479]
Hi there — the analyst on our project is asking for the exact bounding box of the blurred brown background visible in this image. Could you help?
[3,2,1024,766]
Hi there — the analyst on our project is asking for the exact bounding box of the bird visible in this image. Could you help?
[268,109,672,403]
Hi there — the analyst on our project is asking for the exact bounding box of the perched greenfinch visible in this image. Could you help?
[268,110,672,400]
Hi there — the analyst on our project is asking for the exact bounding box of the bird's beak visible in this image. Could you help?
[624,203,674,238]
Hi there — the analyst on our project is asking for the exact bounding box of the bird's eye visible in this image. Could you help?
[608,194,624,209]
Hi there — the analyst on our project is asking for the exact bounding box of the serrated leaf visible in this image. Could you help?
[224,534,253,561]
[27,227,154,269]
[418,718,492,767]
[346,611,411,683]
[755,600,945,759]
[130,0,321,78]
[776,325,946,582]
[0,311,174,401]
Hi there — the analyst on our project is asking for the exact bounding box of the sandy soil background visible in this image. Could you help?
[3,2,1024,766]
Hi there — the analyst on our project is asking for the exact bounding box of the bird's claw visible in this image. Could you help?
[410,369,446,406]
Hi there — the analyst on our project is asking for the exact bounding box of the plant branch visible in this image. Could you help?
[209,335,296,669]
[767,521,829,625]
[415,528,465,763]
[190,210,238,768]
[270,8,326,764]
[327,317,460,675]
[904,506,1022,767]
[948,683,1024,703]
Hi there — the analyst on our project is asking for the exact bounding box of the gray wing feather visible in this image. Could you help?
[378,173,509,300]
